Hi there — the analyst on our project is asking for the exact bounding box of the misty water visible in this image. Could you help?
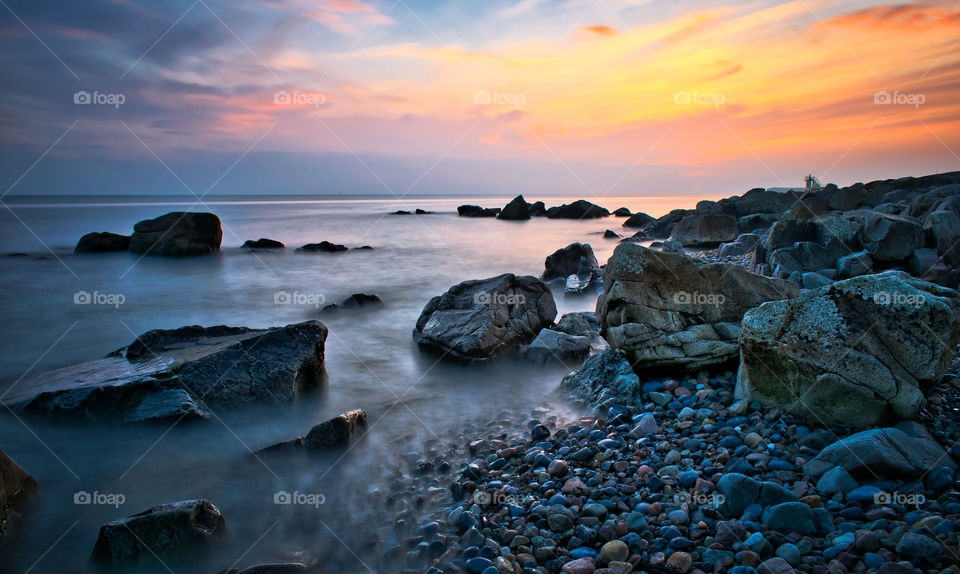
[0,195,714,573]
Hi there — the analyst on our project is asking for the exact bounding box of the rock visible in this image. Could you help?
[599,540,628,564]
[498,195,533,220]
[895,532,940,560]
[642,209,690,238]
[665,551,692,573]
[623,212,654,228]
[559,349,641,411]
[762,502,816,535]
[717,473,759,517]
[0,449,38,548]
[757,557,796,574]
[321,293,383,313]
[718,234,761,258]
[258,409,367,452]
[6,321,329,423]
[909,248,940,278]
[862,213,924,261]
[522,328,591,366]
[554,312,600,337]
[75,232,131,253]
[801,272,832,289]
[736,271,960,428]
[242,238,284,249]
[613,207,632,217]
[765,219,816,251]
[738,213,781,232]
[546,200,610,219]
[803,423,955,480]
[392,210,412,215]
[603,229,620,239]
[297,241,348,252]
[836,251,873,279]
[415,208,431,215]
[924,209,960,265]
[561,557,596,574]
[816,466,857,496]
[90,499,226,572]
[412,273,557,362]
[829,185,868,211]
[732,189,793,216]
[458,205,500,217]
[226,565,308,574]
[129,212,222,256]
[669,214,739,247]
[626,413,659,438]
[597,243,798,371]
[543,243,598,282]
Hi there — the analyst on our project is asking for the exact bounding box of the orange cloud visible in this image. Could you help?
[579,25,618,37]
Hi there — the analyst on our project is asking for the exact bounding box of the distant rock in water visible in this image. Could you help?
[0,449,38,549]
[497,195,532,220]
[297,241,348,252]
[129,212,222,256]
[90,499,225,572]
[621,211,654,228]
[321,293,384,313]
[258,409,368,454]
[6,321,329,423]
[392,210,412,215]
[545,200,610,219]
[415,208,431,215]
[242,238,284,249]
[75,232,130,253]
[542,242,598,282]
[457,205,500,217]
[413,273,556,362]
[613,207,632,217]
[598,243,797,371]
[737,271,960,428]
[603,229,620,239]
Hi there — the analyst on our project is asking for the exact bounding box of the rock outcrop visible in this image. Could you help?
[75,232,131,253]
[669,214,739,247]
[545,200,610,219]
[128,212,222,256]
[259,409,368,453]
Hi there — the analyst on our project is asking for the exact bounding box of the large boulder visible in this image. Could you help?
[5,321,329,423]
[862,213,924,261]
[641,209,691,239]
[128,212,222,256]
[558,349,642,411]
[545,200,610,219]
[412,274,557,362]
[0,449,38,548]
[498,195,533,220]
[669,214,738,247]
[521,328,592,366]
[731,189,792,217]
[90,499,225,572]
[597,244,798,371]
[736,271,960,428]
[924,209,960,266]
[717,233,761,259]
[258,409,368,453]
[543,243,598,282]
[243,238,284,249]
[622,212,655,228]
[75,232,131,253]
[803,422,955,480]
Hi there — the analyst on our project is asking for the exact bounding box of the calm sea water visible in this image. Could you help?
[0,194,716,573]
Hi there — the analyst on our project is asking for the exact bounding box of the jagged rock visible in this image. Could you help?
[75,232,131,253]
[736,271,960,428]
[669,214,738,247]
[559,349,641,411]
[543,243,598,282]
[862,213,924,261]
[837,250,873,279]
[545,200,610,219]
[297,241,348,252]
[521,329,591,366]
[603,229,620,239]
[498,195,533,220]
[243,238,284,249]
[554,312,600,337]
[258,410,368,453]
[597,243,797,371]
[129,212,222,256]
[731,189,793,217]
[718,233,761,258]
[738,213,780,232]
[90,499,225,572]
[0,449,38,548]
[641,209,690,239]
[412,274,557,362]
[5,322,329,423]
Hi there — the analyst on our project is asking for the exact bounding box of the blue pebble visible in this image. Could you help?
[823,545,846,559]
[478,546,495,559]
[548,494,567,506]
[742,504,763,521]
[465,557,493,574]
[863,553,886,568]
[462,546,479,559]
[570,547,599,559]
[846,485,882,504]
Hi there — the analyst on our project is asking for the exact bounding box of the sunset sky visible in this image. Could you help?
[1,0,959,197]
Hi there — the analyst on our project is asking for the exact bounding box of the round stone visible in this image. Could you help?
[599,540,629,564]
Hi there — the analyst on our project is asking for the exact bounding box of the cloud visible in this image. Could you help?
[579,25,618,37]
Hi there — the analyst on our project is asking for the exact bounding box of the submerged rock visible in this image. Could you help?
[321,293,384,313]
[597,243,797,371]
[736,271,960,428]
[457,205,500,217]
[128,212,222,256]
[297,241,348,252]
[75,232,131,253]
[6,321,329,423]
[413,274,556,362]
[90,499,225,572]
[0,449,38,549]
[242,238,284,249]
[545,200,610,219]
[259,409,368,453]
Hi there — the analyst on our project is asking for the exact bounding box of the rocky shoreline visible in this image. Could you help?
[4,170,960,573]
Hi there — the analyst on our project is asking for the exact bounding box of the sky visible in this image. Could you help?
[0,0,959,197]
